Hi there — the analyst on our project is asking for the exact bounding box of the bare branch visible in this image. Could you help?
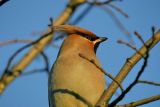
[151,26,156,36]
[0,39,59,49]
[0,0,86,94]
[2,19,53,75]
[117,40,138,52]
[109,28,156,106]
[87,0,128,18]
[0,39,33,46]
[21,68,47,76]
[109,44,150,107]
[21,69,46,76]
[40,51,50,74]
[54,4,94,41]
[87,0,121,5]
[138,80,160,87]
[99,5,134,45]
[70,4,93,25]
[109,3,129,18]
[134,31,145,45]
[117,40,145,58]
[116,95,160,107]
[86,0,133,45]
[0,18,54,94]
[79,53,124,92]
[96,30,160,106]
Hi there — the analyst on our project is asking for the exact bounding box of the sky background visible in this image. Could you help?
[0,0,160,107]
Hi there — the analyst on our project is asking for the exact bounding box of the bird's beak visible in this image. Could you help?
[99,37,108,42]
[93,37,108,44]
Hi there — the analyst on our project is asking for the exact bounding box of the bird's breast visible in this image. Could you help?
[50,54,105,105]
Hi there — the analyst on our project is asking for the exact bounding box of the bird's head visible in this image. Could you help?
[54,25,107,54]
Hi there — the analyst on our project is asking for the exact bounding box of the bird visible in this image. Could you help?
[48,25,107,107]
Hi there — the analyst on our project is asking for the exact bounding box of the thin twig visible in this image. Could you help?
[117,40,138,52]
[40,51,49,74]
[86,0,133,45]
[109,3,128,18]
[21,51,49,76]
[99,6,134,45]
[88,0,128,18]
[116,95,160,107]
[0,38,59,49]
[0,39,33,46]
[71,4,93,25]
[109,49,150,107]
[109,28,155,107]
[134,31,145,45]
[21,68,47,76]
[96,30,160,107]
[138,80,160,87]
[54,4,94,41]
[79,53,124,92]
[152,26,156,36]
[0,0,87,94]
[87,0,121,5]
[117,40,145,58]
[3,18,54,75]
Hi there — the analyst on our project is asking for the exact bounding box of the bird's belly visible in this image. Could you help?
[50,57,105,106]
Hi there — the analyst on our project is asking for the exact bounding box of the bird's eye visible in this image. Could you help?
[83,35,92,41]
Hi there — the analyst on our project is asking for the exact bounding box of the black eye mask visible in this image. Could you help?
[82,34,99,41]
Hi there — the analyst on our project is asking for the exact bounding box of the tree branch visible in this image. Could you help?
[138,80,160,87]
[96,30,160,106]
[109,39,150,106]
[0,0,87,94]
[116,95,160,107]
[0,39,33,46]
[79,53,124,92]
[98,5,134,45]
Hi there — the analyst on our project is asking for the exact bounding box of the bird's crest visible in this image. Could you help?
[54,25,98,39]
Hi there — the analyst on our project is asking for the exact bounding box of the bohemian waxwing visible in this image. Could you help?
[49,25,107,107]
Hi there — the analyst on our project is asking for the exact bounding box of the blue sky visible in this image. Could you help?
[0,0,160,107]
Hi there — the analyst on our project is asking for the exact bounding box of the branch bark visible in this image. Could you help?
[116,95,160,107]
[96,30,160,106]
[0,0,86,94]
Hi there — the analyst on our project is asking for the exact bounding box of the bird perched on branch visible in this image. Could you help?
[49,25,107,107]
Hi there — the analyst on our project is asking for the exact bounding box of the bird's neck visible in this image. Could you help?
[57,42,101,67]
[59,43,95,57]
